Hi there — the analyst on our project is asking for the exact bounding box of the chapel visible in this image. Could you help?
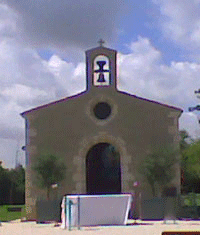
[21,41,183,220]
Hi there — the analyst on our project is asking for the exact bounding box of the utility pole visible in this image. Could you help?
[15,140,21,168]
[188,89,200,124]
[15,149,19,169]
[190,87,200,131]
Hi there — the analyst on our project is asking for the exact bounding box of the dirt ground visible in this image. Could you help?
[1,220,200,235]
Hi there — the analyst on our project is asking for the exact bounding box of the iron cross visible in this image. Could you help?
[98,39,105,47]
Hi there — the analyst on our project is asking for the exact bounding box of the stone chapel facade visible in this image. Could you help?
[21,44,183,220]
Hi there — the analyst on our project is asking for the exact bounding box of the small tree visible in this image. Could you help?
[139,145,179,197]
[181,139,200,193]
[8,165,25,204]
[32,154,66,200]
[0,165,11,205]
[179,130,194,194]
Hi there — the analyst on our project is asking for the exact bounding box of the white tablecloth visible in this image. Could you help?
[61,194,132,228]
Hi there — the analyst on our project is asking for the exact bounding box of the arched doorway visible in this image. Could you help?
[86,143,121,195]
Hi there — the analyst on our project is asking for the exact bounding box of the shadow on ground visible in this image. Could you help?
[126,222,153,226]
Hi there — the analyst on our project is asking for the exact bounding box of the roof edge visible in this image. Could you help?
[86,46,117,54]
[20,90,87,117]
[117,90,183,113]
[20,89,183,118]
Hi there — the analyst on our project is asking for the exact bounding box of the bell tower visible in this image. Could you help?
[85,40,117,91]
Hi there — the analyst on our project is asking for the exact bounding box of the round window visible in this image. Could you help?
[93,102,111,120]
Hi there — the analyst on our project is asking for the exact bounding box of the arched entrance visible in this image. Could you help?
[86,143,121,194]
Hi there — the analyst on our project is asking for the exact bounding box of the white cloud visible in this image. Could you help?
[0,138,24,169]
[118,37,200,112]
[152,0,200,49]
[0,3,18,38]
[179,112,200,139]
[48,55,86,96]
[0,99,25,139]
[1,84,50,105]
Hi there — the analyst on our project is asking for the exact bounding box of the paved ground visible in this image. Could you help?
[1,220,200,235]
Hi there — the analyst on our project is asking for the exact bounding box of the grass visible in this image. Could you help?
[0,205,26,222]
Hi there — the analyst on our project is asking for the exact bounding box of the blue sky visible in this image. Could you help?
[0,0,200,168]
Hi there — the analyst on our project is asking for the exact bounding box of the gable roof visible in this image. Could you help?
[118,90,183,113]
[20,89,183,117]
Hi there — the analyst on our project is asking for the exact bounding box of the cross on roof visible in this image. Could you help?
[98,39,105,47]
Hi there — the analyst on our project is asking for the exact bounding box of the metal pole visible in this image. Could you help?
[139,192,142,220]
[64,196,67,230]
[78,196,80,230]
[69,200,72,231]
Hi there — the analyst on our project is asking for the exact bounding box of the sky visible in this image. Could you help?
[0,0,200,168]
